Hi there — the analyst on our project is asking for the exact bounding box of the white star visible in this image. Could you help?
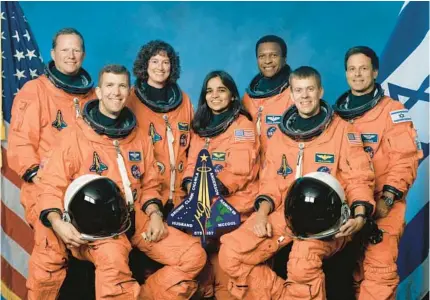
[1,31,5,40]
[13,88,20,96]
[23,30,31,41]
[2,70,5,79]
[29,69,38,78]
[0,12,5,20]
[13,50,25,61]
[14,69,26,80]
[26,49,37,60]
[39,54,43,63]
[1,51,5,59]
[12,30,20,42]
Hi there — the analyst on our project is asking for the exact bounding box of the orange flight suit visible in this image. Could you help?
[183,114,260,299]
[242,87,293,160]
[31,115,206,300]
[127,89,194,207]
[340,96,422,300]
[219,114,375,300]
[7,75,95,227]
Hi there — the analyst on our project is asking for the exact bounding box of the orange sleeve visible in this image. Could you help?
[36,129,79,215]
[216,125,260,194]
[382,102,423,198]
[138,135,163,209]
[7,80,42,177]
[255,140,285,211]
[338,124,375,213]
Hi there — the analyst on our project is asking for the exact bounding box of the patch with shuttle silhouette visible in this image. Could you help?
[89,151,108,175]
[277,154,292,178]
[52,110,67,131]
[167,149,240,245]
[149,122,162,144]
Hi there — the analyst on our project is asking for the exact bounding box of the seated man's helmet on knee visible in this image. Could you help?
[63,174,131,241]
[284,172,350,240]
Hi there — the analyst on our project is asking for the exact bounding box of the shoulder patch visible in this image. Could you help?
[390,109,412,124]
[347,132,363,146]
[234,129,255,142]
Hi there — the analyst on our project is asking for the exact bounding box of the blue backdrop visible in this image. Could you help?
[21,1,402,105]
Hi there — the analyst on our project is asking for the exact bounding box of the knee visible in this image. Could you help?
[288,254,323,283]
[218,243,240,278]
[180,242,207,276]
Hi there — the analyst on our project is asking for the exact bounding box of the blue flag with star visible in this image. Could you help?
[377,2,429,299]
[1,1,44,123]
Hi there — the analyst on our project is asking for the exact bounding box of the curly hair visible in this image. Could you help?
[133,40,181,84]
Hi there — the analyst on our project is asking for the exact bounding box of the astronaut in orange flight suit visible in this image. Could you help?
[31,66,206,300]
[127,40,194,213]
[180,71,260,299]
[7,28,95,228]
[334,46,422,300]
[218,66,376,300]
[242,35,294,161]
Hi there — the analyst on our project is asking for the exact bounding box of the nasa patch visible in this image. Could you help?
[317,166,331,173]
[180,133,188,147]
[267,126,277,138]
[364,146,374,158]
[131,165,142,179]
[214,164,224,174]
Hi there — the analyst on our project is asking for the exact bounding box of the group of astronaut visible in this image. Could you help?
[7,28,422,300]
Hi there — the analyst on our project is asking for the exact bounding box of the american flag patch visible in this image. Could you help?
[234,129,255,142]
[347,132,363,146]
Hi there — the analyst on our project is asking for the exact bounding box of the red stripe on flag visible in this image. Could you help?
[1,146,22,189]
[1,256,28,300]
[1,201,34,254]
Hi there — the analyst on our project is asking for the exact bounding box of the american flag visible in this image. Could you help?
[234,129,255,142]
[347,132,363,146]
[1,2,44,299]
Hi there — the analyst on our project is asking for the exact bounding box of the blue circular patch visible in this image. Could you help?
[131,165,142,179]
[317,166,331,173]
[364,146,374,158]
[214,164,224,174]
[267,126,277,138]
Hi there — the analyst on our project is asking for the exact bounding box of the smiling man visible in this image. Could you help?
[243,35,294,158]
[334,46,423,300]
[219,66,375,300]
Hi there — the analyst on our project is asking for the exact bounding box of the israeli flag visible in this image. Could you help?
[378,2,429,299]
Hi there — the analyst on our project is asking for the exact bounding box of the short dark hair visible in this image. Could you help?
[289,66,322,88]
[133,40,181,84]
[98,64,130,86]
[344,46,379,71]
[52,28,85,52]
[192,70,251,131]
[255,35,287,58]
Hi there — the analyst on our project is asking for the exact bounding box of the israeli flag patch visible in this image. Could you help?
[390,109,412,124]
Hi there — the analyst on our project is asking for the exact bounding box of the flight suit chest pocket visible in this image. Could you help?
[226,149,251,175]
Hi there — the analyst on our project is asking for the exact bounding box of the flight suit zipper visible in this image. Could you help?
[73,98,81,118]
[163,114,176,203]
[256,106,264,136]
[113,140,134,210]
[295,142,305,179]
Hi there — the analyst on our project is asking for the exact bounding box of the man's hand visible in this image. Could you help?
[50,215,87,248]
[375,191,394,219]
[32,176,41,185]
[335,216,365,238]
[145,212,166,243]
[253,201,272,238]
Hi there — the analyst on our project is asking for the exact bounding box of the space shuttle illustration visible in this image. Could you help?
[89,151,108,175]
[167,149,240,245]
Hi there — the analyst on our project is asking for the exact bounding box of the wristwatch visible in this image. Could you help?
[148,209,164,219]
[381,195,394,208]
